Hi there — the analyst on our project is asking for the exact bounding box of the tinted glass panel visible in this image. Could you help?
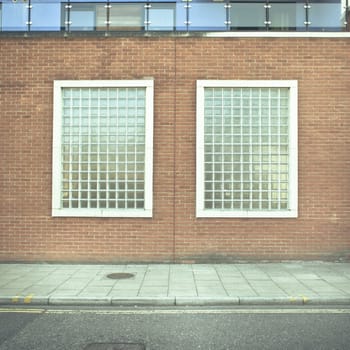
[230,3,266,30]
[309,2,342,31]
[270,3,297,30]
[2,2,27,31]
[148,4,175,30]
[69,3,97,31]
[189,3,226,30]
[107,4,144,31]
[31,1,61,31]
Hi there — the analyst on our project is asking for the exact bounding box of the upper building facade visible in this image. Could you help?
[0,0,349,263]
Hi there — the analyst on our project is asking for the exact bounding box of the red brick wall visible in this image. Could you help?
[0,36,349,262]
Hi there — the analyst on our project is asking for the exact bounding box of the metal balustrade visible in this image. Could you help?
[0,0,348,33]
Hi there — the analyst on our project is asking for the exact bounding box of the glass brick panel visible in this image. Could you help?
[203,87,290,211]
[61,87,146,210]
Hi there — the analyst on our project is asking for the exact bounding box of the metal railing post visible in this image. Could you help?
[345,0,349,31]
[304,0,311,31]
[144,3,151,31]
[65,1,72,33]
[224,1,231,31]
[264,0,271,30]
[183,0,191,32]
[105,1,111,34]
[26,0,32,32]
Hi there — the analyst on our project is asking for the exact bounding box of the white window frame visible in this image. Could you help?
[196,80,298,218]
[52,80,153,217]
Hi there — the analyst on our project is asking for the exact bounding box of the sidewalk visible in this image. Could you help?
[0,262,349,307]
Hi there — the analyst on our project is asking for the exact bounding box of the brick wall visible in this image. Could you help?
[0,36,349,262]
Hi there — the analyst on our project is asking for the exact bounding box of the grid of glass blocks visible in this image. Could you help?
[203,87,290,211]
[60,86,146,210]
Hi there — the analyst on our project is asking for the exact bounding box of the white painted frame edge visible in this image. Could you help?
[52,80,154,218]
[196,80,298,218]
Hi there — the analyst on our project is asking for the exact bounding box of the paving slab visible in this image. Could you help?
[50,290,81,297]
[138,288,168,297]
[226,290,258,297]
[168,291,197,297]
[109,290,139,297]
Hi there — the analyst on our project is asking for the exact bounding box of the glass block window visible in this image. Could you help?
[196,80,298,218]
[53,80,153,217]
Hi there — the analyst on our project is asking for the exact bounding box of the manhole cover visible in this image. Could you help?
[106,272,135,280]
[84,343,145,350]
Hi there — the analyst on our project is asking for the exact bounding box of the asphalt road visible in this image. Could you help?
[0,306,349,350]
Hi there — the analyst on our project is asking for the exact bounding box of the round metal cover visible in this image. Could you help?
[106,272,135,280]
